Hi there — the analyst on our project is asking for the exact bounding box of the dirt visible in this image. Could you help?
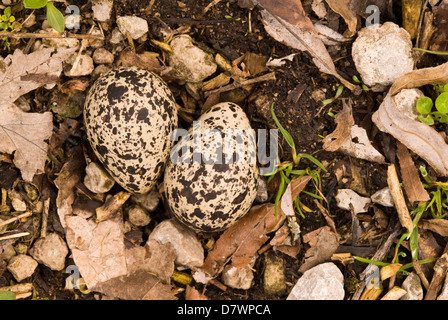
[1,0,448,301]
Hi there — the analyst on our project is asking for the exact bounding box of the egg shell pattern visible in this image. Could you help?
[84,66,178,194]
[164,102,259,233]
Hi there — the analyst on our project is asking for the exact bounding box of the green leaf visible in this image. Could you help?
[46,2,65,33]
[270,102,295,149]
[435,92,448,114]
[334,85,344,99]
[23,0,48,9]
[410,226,419,261]
[418,114,434,125]
[416,96,433,114]
[0,291,16,300]
[298,153,327,172]
[4,6,11,19]
[444,84,448,92]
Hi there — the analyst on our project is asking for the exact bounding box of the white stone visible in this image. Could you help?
[83,162,115,194]
[255,176,269,203]
[352,22,414,92]
[222,264,254,290]
[65,54,95,77]
[393,88,424,121]
[110,27,125,44]
[287,262,345,300]
[116,16,148,40]
[401,272,423,300]
[335,189,371,214]
[148,219,204,269]
[2,244,16,262]
[131,188,160,212]
[29,233,69,271]
[168,35,217,83]
[92,0,113,22]
[371,187,395,207]
[127,205,151,227]
[93,48,114,64]
[7,254,38,282]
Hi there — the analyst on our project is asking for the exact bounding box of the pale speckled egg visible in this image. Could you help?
[83,66,178,194]
[164,102,259,233]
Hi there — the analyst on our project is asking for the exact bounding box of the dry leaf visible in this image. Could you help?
[259,9,357,91]
[258,0,316,32]
[0,47,77,106]
[299,226,339,273]
[93,269,177,300]
[280,176,312,216]
[0,105,53,182]
[185,285,209,300]
[324,0,357,36]
[387,164,414,234]
[116,50,163,73]
[420,219,448,237]
[396,141,430,203]
[373,92,448,176]
[323,100,385,163]
[194,203,285,282]
[390,61,448,95]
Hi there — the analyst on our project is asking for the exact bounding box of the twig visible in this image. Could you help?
[40,198,50,238]
[425,245,448,300]
[204,72,276,96]
[201,0,223,17]
[415,0,429,49]
[352,224,402,300]
[0,232,30,241]
[0,31,105,40]
[0,212,33,228]
[96,191,131,222]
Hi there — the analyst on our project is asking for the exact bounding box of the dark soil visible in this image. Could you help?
[1,0,447,301]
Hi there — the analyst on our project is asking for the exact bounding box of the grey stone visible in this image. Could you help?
[7,254,38,282]
[29,233,69,271]
[287,262,345,300]
[352,22,414,92]
[92,0,113,22]
[168,35,217,83]
[93,48,114,64]
[83,162,115,194]
[131,188,160,212]
[117,16,148,40]
[148,219,204,268]
[401,272,423,300]
[371,187,395,207]
[335,189,371,214]
[127,204,151,227]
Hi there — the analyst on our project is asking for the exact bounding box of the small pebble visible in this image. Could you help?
[7,254,38,282]
[116,16,148,40]
[83,162,115,194]
[335,189,371,214]
[371,187,395,207]
[127,204,151,227]
[93,48,114,64]
[29,233,69,271]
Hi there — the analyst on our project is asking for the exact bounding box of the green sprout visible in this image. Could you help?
[23,0,65,33]
[416,83,448,126]
[417,166,448,219]
[322,84,344,106]
[352,75,370,92]
[265,102,327,228]
[0,7,20,51]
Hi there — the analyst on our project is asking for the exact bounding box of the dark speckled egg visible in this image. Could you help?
[84,66,178,194]
[164,102,259,233]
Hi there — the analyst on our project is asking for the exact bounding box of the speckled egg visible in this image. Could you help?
[164,102,259,233]
[84,67,178,194]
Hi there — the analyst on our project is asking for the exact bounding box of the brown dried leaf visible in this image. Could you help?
[259,8,357,91]
[373,92,448,176]
[0,105,53,182]
[390,61,448,96]
[0,47,76,106]
[116,50,163,73]
[324,0,357,36]
[280,175,312,216]
[420,219,448,237]
[195,203,285,282]
[185,285,209,300]
[323,100,385,163]
[396,141,430,203]
[299,226,339,273]
[93,269,177,300]
[258,0,316,32]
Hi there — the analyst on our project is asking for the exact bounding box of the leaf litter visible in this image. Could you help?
[2,0,448,301]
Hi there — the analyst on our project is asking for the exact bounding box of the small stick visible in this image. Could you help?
[201,0,223,17]
[204,72,276,96]
[0,232,30,241]
[0,31,105,40]
[96,191,131,222]
[0,212,33,228]
[425,245,448,300]
[40,198,50,238]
